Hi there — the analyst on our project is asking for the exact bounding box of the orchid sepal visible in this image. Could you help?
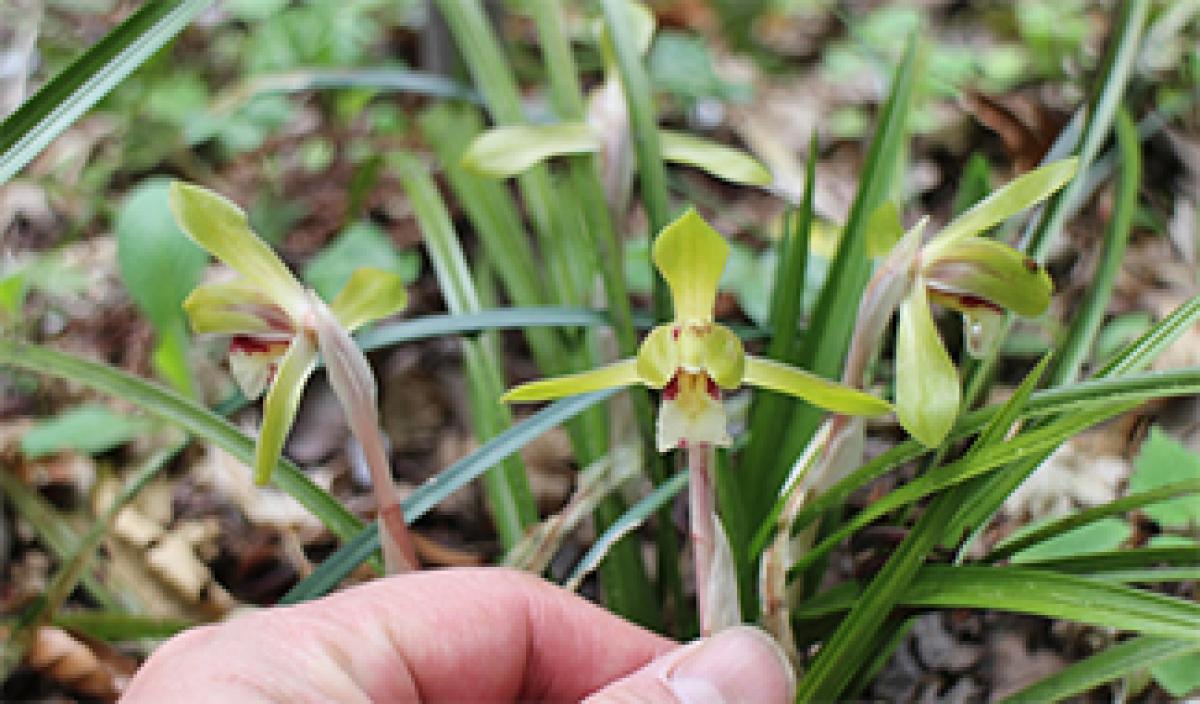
[331,267,409,333]
[169,182,308,321]
[500,359,641,402]
[896,282,961,448]
[254,333,318,485]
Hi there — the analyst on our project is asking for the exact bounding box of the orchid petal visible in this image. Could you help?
[254,334,318,485]
[896,284,960,447]
[636,325,678,389]
[743,356,892,416]
[683,324,744,389]
[461,123,600,178]
[653,208,729,322]
[501,358,640,402]
[183,279,288,335]
[659,130,772,186]
[924,158,1078,258]
[330,267,408,332]
[168,182,307,320]
[637,322,744,389]
[923,238,1052,317]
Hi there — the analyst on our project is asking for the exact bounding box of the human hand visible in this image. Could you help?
[122,567,794,703]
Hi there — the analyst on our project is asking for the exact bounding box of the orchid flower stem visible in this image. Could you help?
[357,418,419,573]
[688,443,718,636]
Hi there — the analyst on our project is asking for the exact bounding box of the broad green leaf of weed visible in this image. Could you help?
[1131,427,1200,529]
[1151,650,1200,698]
[303,221,420,302]
[1009,517,1131,563]
[21,405,153,458]
[115,179,208,329]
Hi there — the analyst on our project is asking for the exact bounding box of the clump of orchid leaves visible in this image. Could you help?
[758,157,1078,659]
[504,208,891,633]
[461,1,771,202]
[168,182,418,572]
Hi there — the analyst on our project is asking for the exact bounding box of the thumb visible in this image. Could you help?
[584,625,795,704]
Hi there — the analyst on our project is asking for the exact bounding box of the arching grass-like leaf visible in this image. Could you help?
[0,340,363,540]
[281,390,619,604]
[0,0,212,183]
[999,636,1198,703]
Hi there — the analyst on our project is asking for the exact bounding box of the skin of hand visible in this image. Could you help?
[121,567,794,703]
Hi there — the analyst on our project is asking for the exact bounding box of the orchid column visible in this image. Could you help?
[504,209,891,634]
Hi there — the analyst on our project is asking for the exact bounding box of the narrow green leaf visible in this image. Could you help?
[988,477,1200,562]
[1151,648,1200,697]
[1008,518,1132,563]
[773,35,920,515]
[789,401,1132,578]
[601,0,671,318]
[21,405,152,458]
[565,470,688,590]
[0,0,212,183]
[1000,636,1195,703]
[395,154,537,548]
[211,68,477,118]
[796,566,1200,640]
[0,340,363,540]
[1014,546,1200,575]
[53,612,194,642]
[462,123,599,178]
[1047,109,1138,385]
[281,390,618,604]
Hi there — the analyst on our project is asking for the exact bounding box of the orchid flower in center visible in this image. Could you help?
[503,209,891,451]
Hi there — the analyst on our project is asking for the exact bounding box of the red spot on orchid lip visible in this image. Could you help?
[662,373,680,401]
[671,326,680,341]
[926,285,1004,314]
[948,292,1003,313]
[1023,257,1039,273]
[230,335,283,355]
[706,376,720,399]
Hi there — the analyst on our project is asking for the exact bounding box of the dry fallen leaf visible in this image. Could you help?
[24,626,132,701]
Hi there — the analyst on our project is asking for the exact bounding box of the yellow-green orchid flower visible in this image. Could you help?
[460,1,770,193]
[168,182,408,485]
[885,159,1078,447]
[503,208,891,452]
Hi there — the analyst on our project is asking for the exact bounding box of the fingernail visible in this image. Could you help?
[664,626,796,704]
